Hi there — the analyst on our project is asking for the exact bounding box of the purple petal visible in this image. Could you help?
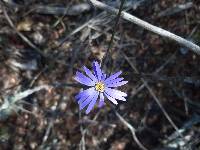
[79,97,91,110]
[74,71,95,86]
[104,93,118,105]
[104,87,127,101]
[106,81,128,88]
[104,71,122,83]
[75,92,88,102]
[93,61,103,81]
[75,87,95,104]
[101,73,107,81]
[86,91,99,114]
[83,66,98,82]
[105,77,124,85]
[79,89,98,110]
[98,93,105,108]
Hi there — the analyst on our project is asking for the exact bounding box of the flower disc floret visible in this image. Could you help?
[95,82,105,92]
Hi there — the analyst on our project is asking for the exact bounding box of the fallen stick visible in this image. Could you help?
[89,0,200,55]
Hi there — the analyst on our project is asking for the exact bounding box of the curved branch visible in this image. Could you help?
[89,0,200,55]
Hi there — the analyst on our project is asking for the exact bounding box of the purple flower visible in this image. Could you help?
[74,61,128,114]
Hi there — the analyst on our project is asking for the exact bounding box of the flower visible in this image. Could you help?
[74,61,128,114]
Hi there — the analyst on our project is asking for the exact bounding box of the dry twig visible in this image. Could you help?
[33,3,91,16]
[89,0,200,55]
[102,0,126,68]
[2,7,46,57]
[115,111,149,150]
[2,6,74,67]
[157,2,193,18]
[123,53,183,138]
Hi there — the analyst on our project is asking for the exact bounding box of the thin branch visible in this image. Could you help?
[79,112,86,150]
[40,119,54,146]
[2,7,74,67]
[2,7,46,57]
[123,53,183,138]
[89,0,200,55]
[102,0,126,68]
[126,51,176,99]
[115,111,149,150]
[33,3,91,16]
[157,2,193,18]
[78,111,101,149]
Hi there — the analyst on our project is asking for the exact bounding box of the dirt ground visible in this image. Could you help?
[0,0,199,150]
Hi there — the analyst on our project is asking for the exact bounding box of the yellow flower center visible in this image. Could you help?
[95,82,105,92]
